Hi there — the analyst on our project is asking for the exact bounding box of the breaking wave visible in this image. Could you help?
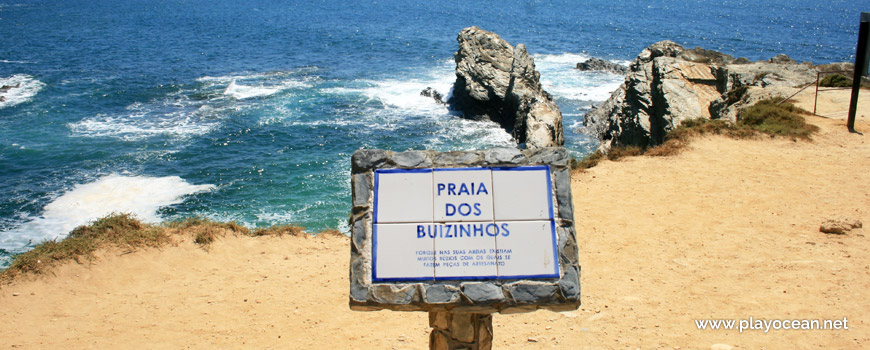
[0,174,215,266]
[0,74,45,109]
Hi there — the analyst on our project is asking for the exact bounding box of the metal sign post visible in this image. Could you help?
[349,148,580,350]
[847,12,870,132]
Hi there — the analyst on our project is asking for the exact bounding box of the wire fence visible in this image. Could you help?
[812,70,861,116]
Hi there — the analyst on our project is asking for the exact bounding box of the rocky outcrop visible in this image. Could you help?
[420,87,446,104]
[575,58,628,75]
[584,41,817,151]
[679,46,751,65]
[768,54,796,64]
[449,26,563,148]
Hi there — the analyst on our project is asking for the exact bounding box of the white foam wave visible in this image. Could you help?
[0,74,45,109]
[0,59,31,64]
[223,79,305,100]
[254,209,297,225]
[197,69,318,84]
[225,80,278,99]
[357,78,452,112]
[541,73,624,101]
[323,60,455,115]
[69,106,222,141]
[70,70,316,140]
[533,53,625,102]
[312,65,458,137]
[0,175,215,252]
[425,118,514,151]
[534,52,593,66]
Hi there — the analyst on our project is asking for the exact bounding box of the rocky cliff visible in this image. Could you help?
[584,41,818,151]
[449,27,564,148]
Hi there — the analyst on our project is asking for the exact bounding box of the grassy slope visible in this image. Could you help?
[0,214,332,282]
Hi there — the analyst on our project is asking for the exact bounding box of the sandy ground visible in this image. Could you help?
[791,86,869,122]
[1,95,869,349]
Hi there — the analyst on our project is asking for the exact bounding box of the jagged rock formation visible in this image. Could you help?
[449,26,563,148]
[575,58,628,75]
[420,87,446,104]
[584,41,817,151]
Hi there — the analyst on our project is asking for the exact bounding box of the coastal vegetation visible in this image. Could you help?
[0,214,322,282]
[573,98,816,170]
[737,98,819,138]
[818,73,852,88]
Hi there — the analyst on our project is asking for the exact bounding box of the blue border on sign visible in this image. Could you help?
[371,165,559,282]
[372,223,379,280]
[432,167,490,172]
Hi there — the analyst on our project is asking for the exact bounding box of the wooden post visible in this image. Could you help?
[429,311,493,350]
[814,72,820,115]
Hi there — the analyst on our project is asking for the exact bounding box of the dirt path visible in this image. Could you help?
[1,116,868,349]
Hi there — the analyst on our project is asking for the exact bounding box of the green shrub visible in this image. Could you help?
[819,74,852,88]
[737,98,819,139]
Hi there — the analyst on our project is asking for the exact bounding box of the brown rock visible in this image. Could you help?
[820,218,863,234]
[450,26,563,148]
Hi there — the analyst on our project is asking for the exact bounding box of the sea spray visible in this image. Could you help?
[0,175,214,267]
[0,74,45,109]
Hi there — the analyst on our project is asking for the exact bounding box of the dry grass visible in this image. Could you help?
[1,214,327,282]
[1,214,169,280]
[571,151,605,170]
[250,225,305,237]
[571,145,645,171]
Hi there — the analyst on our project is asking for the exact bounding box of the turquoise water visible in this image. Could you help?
[0,0,864,267]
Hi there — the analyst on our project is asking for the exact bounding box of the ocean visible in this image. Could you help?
[0,0,864,267]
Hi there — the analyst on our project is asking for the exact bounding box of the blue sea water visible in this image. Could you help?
[0,0,864,267]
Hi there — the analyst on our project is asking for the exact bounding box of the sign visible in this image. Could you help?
[372,166,559,282]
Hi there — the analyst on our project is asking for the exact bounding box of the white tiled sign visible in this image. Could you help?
[373,166,558,281]
[492,167,553,221]
[433,168,494,222]
[433,222,499,279]
[495,221,558,279]
[373,223,435,281]
[374,169,433,223]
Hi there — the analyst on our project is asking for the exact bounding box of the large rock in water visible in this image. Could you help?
[449,27,564,148]
[583,41,818,151]
[575,57,628,75]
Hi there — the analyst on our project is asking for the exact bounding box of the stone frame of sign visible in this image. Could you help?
[349,147,579,314]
